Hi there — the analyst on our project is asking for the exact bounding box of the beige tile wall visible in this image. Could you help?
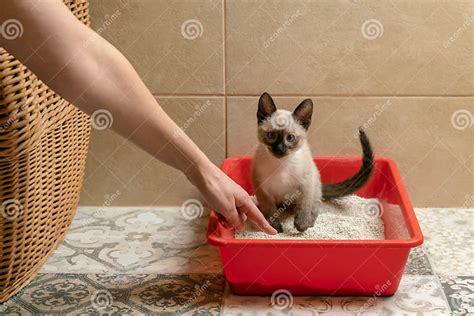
[80,97,225,206]
[80,0,473,207]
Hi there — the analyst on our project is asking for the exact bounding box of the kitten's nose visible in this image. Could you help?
[273,143,287,156]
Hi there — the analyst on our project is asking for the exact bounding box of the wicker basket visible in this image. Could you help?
[0,0,91,302]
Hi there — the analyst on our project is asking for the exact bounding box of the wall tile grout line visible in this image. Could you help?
[223,0,228,157]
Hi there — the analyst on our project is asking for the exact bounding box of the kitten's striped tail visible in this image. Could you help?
[322,128,374,200]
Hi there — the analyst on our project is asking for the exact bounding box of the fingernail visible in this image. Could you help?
[267,225,277,234]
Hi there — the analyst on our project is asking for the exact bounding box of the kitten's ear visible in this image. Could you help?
[257,92,276,124]
[293,99,313,129]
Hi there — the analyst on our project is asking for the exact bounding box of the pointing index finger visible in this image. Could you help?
[237,197,277,235]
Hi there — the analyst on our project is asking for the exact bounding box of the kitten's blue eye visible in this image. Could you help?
[266,131,277,141]
[286,133,296,142]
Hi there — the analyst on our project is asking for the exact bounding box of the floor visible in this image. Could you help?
[0,207,472,315]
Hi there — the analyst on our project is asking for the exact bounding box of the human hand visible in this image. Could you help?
[188,162,277,235]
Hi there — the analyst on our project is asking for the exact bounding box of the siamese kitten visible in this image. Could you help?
[252,92,374,232]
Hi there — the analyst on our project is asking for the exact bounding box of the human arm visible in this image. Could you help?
[0,0,276,234]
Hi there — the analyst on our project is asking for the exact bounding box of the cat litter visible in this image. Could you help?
[235,195,385,240]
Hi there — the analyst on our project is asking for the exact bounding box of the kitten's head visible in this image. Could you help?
[256,92,313,158]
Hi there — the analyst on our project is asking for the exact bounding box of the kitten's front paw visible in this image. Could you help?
[294,212,314,232]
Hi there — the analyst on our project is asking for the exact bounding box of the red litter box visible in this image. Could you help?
[207,156,423,296]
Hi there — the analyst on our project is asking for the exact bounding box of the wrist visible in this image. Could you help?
[186,156,217,187]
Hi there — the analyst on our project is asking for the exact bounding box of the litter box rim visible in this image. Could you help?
[207,156,423,248]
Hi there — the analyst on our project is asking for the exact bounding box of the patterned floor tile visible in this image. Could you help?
[414,208,473,277]
[0,301,32,316]
[1,207,468,315]
[405,245,433,275]
[41,207,222,274]
[221,275,451,315]
[0,273,225,315]
[71,301,140,316]
[440,276,474,316]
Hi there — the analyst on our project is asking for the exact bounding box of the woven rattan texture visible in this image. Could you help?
[0,0,91,302]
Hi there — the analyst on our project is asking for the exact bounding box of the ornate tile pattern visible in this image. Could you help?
[0,274,225,315]
[0,207,471,314]
[221,275,451,315]
[41,207,222,275]
[440,276,474,316]
[414,208,473,277]
[405,245,433,275]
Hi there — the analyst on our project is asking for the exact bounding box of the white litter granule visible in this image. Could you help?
[235,195,385,240]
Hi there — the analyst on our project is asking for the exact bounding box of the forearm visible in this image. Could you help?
[63,41,213,181]
[0,0,213,182]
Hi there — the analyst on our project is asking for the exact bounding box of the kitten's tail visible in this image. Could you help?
[322,128,374,200]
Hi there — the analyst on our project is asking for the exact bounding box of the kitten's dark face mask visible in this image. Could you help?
[263,130,296,158]
[257,92,313,159]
